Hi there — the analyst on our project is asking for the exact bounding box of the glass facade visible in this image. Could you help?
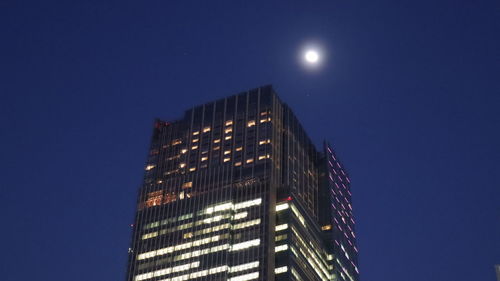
[125,85,359,281]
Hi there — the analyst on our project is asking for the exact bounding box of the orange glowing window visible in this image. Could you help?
[247,120,256,127]
[145,190,163,207]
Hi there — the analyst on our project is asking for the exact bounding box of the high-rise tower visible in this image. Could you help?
[125,85,359,281]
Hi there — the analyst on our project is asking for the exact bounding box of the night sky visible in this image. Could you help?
[1,1,499,281]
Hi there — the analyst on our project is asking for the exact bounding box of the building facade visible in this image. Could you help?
[125,85,359,281]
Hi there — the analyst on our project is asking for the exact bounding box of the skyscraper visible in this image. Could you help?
[125,85,359,281]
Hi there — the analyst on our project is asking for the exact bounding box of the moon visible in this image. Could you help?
[304,50,319,64]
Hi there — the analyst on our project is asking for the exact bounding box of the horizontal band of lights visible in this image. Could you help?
[143,217,259,244]
[230,239,260,251]
[198,199,261,217]
[135,261,200,281]
[142,232,158,240]
[142,211,251,240]
[138,237,260,261]
[275,244,288,252]
[275,234,287,242]
[276,202,289,212]
[275,266,288,274]
[136,261,260,281]
[229,272,259,281]
[173,244,228,262]
[143,198,261,232]
[144,213,193,230]
[138,234,226,260]
[233,211,248,220]
[232,219,261,230]
[275,224,288,231]
[228,261,259,273]
[159,265,228,281]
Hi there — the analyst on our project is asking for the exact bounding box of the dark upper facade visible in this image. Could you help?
[125,85,359,281]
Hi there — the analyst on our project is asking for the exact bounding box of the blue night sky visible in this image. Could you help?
[1,1,499,281]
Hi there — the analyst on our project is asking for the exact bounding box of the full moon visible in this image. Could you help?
[304,50,319,63]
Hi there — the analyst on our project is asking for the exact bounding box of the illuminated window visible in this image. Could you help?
[191,145,198,150]
[205,202,233,214]
[260,117,271,123]
[182,182,193,189]
[172,139,182,145]
[260,111,268,116]
[276,203,289,212]
[234,198,262,210]
[247,120,256,127]
[201,156,208,161]
[225,120,233,126]
[192,138,199,143]
[214,139,221,143]
[183,232,193,239]
[213,146,220,150]
[230,239,260,251]
[225,128,233,133]
[246,158,254,164]
[275,244,288,252]
[203,127,211,133]
[145,164,155,171]
[275,224,288,231]
[232,219,261,230]
[189,167,196,172]
[141,232,158,240]
[225,135,232,140]
[229,261,259,273]
[223,157,231,162]
[192,131,200,136]
[181,148,188,154]
[228,272,259,281]
[321,225,332,231]
[275,266,288,274]
[259,139,271,145]
[233,211,248,220]
[275,234,287,241]
[224,150,231,155]
[134,261,200,281]
[234,162,242,167]
[258,155,266,160]
[179,163,186,168]
[236,147,243,151]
